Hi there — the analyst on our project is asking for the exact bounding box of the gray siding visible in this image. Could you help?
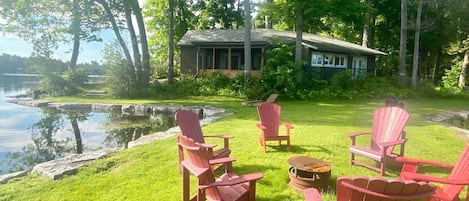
[180,46,198,74]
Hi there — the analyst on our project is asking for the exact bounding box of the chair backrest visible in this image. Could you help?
[337,176,434,201]
[176,110,205,144]
[371,106,410,154]
[178,135,222,200]
[257,103,281,137]
[265,94,279,103]
[444,143,469,200]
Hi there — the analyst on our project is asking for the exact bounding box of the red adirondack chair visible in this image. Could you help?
[348,106,410,175]
[256,103,294,153]
[396,142,469,201]
[304,176,435,201]
[176,110,234,173]
[178,134,263,201]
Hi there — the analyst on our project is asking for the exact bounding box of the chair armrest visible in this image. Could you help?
[396,157,455,169]
[209,157,236,166]
[304,188,323,201]
[380,139,407,149]
[256,123,266,130]
[281,122,294,129]
[204,135,234,139]
[199,173,263,189]
[348,131,371,145]
[281,122,294,135]
[401,172,469,185]
[181,160,211,177]
[348,131,371,138]
[196,142,217,149]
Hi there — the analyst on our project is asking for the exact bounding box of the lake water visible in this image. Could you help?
[0,75,175,175]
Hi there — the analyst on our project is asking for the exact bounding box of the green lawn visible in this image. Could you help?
[1,98,468,201]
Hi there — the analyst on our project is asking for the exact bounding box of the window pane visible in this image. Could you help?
[214,49,228,69]
[311,52,323,66]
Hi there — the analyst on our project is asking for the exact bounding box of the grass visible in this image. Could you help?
[1,97,469,201]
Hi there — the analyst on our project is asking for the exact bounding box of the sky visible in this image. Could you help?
[0,30,116,64]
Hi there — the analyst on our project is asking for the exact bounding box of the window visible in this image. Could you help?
[311,52,323,66]
[352,56,368,78]
[323,53,335,66]
[215,49,228,69]
[311,52,347,68]
[335,54,347,67]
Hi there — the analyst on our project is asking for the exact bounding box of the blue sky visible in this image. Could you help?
[0,29,116,63]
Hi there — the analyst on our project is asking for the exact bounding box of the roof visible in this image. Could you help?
[177,29,386,56]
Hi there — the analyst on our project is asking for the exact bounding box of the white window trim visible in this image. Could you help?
[311,52,348,68]
[335,54,347,68]
[311,52,323,66]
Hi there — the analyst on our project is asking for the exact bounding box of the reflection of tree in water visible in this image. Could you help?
[103,112,176,149]
[1,108,176,173]
[2,108,89,173]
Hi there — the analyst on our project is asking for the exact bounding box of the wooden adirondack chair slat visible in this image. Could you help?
[256,103,294,153]
[305,176,435,201]
[349,106,410,175]
[397,142,469,201]
[176,110,234,173]
[178,135,263,201]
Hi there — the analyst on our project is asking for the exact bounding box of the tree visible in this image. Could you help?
[94,0,151,89]
[144,0,195,79]
[444,0,469,89]
[244,0,252,81]
[0,0,104,69]
[399,0,408,87]
[411,0,423,89]
[193,0,243,29]
[168,0,175,83]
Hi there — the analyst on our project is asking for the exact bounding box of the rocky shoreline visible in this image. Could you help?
[0,100,232,184]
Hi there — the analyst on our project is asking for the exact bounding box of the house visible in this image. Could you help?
[177,29,386,79]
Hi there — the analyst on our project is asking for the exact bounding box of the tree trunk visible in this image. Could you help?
[124,2,143,86]
[431,50,439,84]
[295,5,303,63]
[69,0,81,70]
[411,0,423,89]
[131,0,150,87]
[399,0,408,87]
[458,50,469,89]
[362,0,375,48]
[244,0,252,81]
[96,0,136,84]
[68,115,83,154]
[168,0,175,83]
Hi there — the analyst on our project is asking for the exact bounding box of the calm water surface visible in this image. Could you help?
[0,75,174,175]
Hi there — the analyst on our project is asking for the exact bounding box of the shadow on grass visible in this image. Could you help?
[262,144,310,154]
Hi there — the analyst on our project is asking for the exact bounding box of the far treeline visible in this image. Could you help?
[0,0,468,100]
[0,53,105,75]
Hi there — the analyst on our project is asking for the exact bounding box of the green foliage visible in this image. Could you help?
[260,42,302,99]
[63,68,89,88]
[104,61,137,98]
[441,58,463,94]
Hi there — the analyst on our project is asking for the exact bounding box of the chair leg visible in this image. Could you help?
[350,153,354,165]
[380,161,385,176]
[287,140,291,152]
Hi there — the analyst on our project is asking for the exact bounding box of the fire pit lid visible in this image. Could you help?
[288,156,330,172]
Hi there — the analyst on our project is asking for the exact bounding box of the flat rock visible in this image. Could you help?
[31,148,118,180]
[0,171,28,184]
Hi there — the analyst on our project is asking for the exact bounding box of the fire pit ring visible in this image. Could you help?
[287,156,331,192]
